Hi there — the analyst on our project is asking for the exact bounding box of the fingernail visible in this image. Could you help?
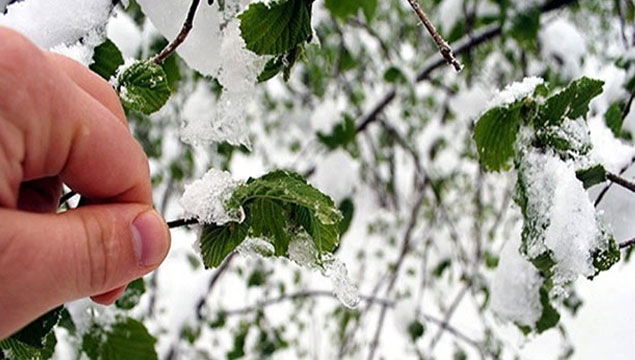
[131,210,170,266]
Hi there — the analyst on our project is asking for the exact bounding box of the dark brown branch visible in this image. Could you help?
[606,172,635,194]
[197,252,236,319]
[167,218,199,228]
[595,157,635,207]
[58,190,78,207]
[619,237,635,250]
[405,0,462,71]
[152,0,202,64]
[356,0,579,133]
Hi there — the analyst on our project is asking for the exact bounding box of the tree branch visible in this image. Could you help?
[152,0,202,64]
[222,290,393,316]
[356,0,580,133]
[405,0,462,71]
[167,218,199,228]
[367,182,427,360]
[606,172,635,194]
[619,237,635,250]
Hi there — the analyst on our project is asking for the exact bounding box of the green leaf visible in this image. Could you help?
[509,7,540,49]
[90,39,124,80]
[535,286,560,333]
[473,105,521,172]
[1,307,61,359]
[8,307,62,350]
[200,221,250,268]
[117,61,171,115]
[383,66,407,84]
[592,236,620,272]
[325,0,377,22]
[540,77,604,126]
[229,170,342,228]
[199,170,341,267]
[249,198,290,256]
[258,56,285,82]
[115,278,146,310]
[604,102,623,137]
[317,114,357,150]
[484,250,499,269]
[290,204,340,254]
[337,198,355,236]
[82,318,157,360]
[0,334,57,360]
[239,0,313,56]
[407,320,425,341]
[575,164,607,189]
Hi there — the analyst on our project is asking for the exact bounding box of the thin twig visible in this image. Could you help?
[366,183,427,360]
[355,0,580,133]
[167,218,199,228]
[606,172,635,194]
[58,190,77,207]
[429,284,469,349]
[595,157,635,207]
[405,0,462,71]
[222,290,393,316]
[197,252,236,319]
[619,238,635,250]
[152,0,202,64]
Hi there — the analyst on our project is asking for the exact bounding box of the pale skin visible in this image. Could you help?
[0,27,171,339]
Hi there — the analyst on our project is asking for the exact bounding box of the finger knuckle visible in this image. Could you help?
[75,210,121,293]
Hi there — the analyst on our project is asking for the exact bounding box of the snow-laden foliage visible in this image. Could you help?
[3,0,635,359]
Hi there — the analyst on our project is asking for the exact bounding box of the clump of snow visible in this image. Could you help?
[288,232,360,308]
[50,29,104,66]
[0,0,112,65]
[554,118,592,155]
[544,156,602,285]
[517,150,603,288]
[179,168,244,225]
[237,237,276,258]
[137,0,264,148]
[106,9,142,58]
[487,76,544,109]
[589,116,635,173]
[491,237,544,328]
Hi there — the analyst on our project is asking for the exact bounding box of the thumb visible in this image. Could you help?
[0,204,170,338]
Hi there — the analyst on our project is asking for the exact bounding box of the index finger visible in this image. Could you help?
[0,27,152,207]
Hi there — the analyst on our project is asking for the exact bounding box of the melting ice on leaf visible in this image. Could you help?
[116,61,171,115]
[197,170,342,268]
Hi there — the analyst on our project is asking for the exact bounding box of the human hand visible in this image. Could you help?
[0,27,171,339]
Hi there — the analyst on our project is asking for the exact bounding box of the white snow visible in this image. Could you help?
[589,116,635,173]
[544,157,601,285]
[491,237,544,328]
[137,0,263,148]
[288,232,360,308]
[179,168,244,225]
[0,0,112,65]
[518,150,603,288]
[487,76,544,109]
[106,9,142,58]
